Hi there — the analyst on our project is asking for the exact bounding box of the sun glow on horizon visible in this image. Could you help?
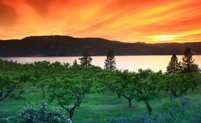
[147,35,179,43]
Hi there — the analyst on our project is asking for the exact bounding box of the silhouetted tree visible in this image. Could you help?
[104,50,116,70]
[182,48,199,73]
[79,50,92,67]
[167,54,181,73]
[73,59,78,66]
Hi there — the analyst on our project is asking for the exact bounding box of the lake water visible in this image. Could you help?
[1,55,201,72]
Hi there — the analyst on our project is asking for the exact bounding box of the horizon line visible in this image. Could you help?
[0,34,201,44]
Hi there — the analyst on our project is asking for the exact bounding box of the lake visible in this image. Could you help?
[1,55,201,72]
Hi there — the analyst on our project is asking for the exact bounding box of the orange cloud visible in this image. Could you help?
[0,0,201,43]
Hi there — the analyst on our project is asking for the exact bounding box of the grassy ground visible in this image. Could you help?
[1,85,201,123]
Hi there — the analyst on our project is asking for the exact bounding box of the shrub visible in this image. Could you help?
[0,118,12,123]
[14,102,70,123]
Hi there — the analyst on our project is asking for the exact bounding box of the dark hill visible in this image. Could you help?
[0,35,201,56]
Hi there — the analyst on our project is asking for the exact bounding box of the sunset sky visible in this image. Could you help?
[1,0,201,43]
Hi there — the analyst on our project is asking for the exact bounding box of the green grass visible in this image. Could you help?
[1,85,201,123]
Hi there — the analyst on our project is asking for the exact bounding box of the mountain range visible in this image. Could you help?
[0,35,201,56]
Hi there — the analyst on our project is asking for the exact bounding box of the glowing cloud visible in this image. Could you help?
[0,0,201,43]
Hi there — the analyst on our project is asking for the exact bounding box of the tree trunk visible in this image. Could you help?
[170,90,174,99]
[117,93,121,98]
[145,102,152,115]
[128,99,132,108]
[76,98,81,108]
[41,85,45,98]
[77,103,80,108]
[170,91,172,99]
[0,86,15,101]
[67,109,74,123]
[0,93,9,101]
[69,110,74,119]
[82,91,85,97]
[170,89,177,99]
[112,89,115,93]
[192,88,194,92]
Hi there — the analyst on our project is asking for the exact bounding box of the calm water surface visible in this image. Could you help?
[1,55,201,72]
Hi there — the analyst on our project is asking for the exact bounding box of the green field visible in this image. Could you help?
[1,84,201,123]
[0,51,201,123]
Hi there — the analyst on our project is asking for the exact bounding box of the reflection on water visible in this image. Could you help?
[1,55,201,72]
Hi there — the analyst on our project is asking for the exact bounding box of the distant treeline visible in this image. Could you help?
[1,35,201,56]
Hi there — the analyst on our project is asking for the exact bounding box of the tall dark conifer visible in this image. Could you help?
[73,59,78,66]
[79,50,92,67]
[104,50,116,70]
[182,48,199,73]
[167,54,181,73]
